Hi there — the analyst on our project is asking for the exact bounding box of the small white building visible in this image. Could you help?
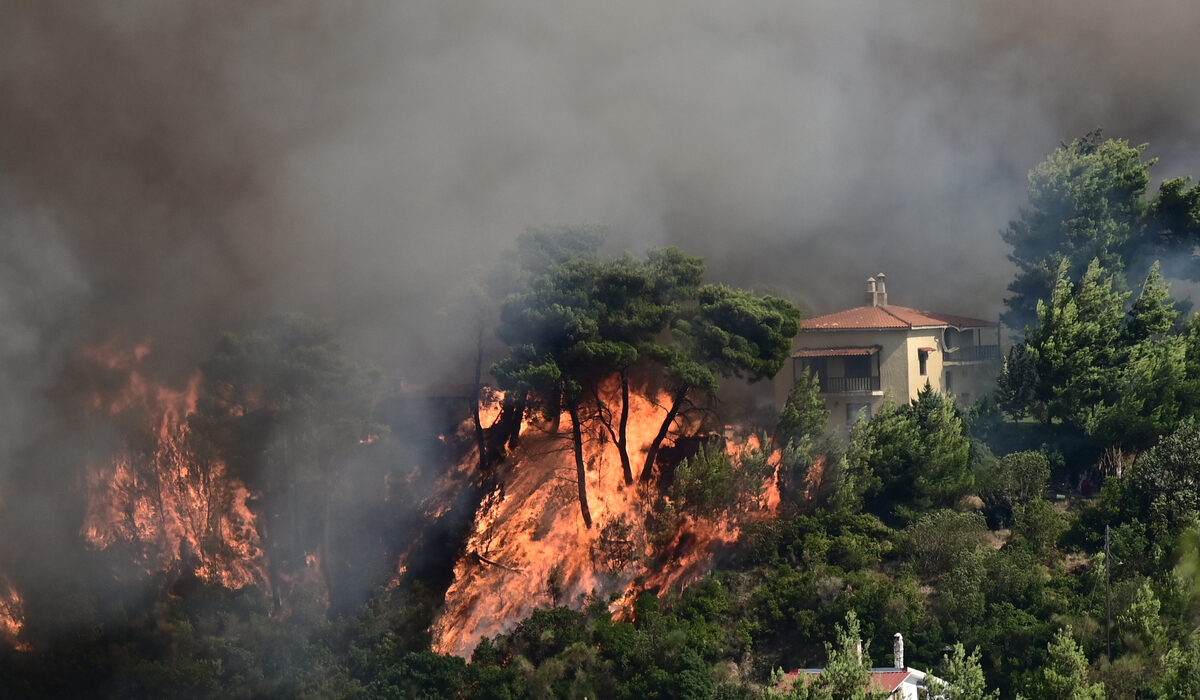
[774,633,951,699]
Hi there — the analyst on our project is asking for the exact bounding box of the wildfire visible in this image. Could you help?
[430,379,781,658]
[80,340,266,589]
[0,575,25,648]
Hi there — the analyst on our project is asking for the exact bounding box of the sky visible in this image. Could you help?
[3,0,1200,486]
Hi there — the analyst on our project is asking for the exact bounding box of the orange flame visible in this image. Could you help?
[430,379,781,657]
[80,340,266,589]
[0,575,25,648]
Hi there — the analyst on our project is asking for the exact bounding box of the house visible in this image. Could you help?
[774,633,947,699]
[775,274,1001,434]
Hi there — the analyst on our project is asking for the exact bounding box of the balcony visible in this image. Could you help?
[944,345,1001,363]
[818,375,882,394]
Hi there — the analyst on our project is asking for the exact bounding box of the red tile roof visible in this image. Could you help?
[869,669,917,693]
[802,304,996,331]
[776,668,918,694]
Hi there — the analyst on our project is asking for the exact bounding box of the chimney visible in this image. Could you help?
[866,277,877,306]
[893,632,904,669]
[876,273,888,306]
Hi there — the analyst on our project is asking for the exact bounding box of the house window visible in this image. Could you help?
[945,370,953,392]
[844,355,871,378]
[847,402,871,424]
[918,349,929,376]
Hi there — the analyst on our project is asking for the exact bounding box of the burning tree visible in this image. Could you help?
[640,282,800,482]
[492,230,800,526]
[188,315,381,607]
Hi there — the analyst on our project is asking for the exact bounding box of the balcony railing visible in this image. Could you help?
[819,376,881,394]
[944,345,1001,363]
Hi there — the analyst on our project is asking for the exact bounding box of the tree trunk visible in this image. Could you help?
[472,328,488,473]
[507,393,526,450]
[639,387,687,483]
[617,371,634,485]
[567,401,593,529]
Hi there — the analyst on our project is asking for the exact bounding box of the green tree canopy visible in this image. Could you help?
[847,384,973,520]
[189,315,380,606]
[1035,627,1105,700]
[640,283,800,481]
[1002,132,1153,332]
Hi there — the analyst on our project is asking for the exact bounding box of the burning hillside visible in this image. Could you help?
[80,339,266,589]
[0,332,784,662]
[431,380,780,658]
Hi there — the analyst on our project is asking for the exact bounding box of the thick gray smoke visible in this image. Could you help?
[2,0,1200,622]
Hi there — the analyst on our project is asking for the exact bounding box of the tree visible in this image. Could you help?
[488,226,608,454]
[847,384,972,519]
[977,451,1050,525]
[190,315,380,608]
[491,237,703,522]
[777,369,829,447]
[904,510,989,578]
[995,344,1037,420]
[1036,627,1105,700]
[1022,258,1128,427]
[590,250,699,484]
[1149,175,1200,282]
[1115,421,1200,543]
[492,257,633,528]
[1002,131,1154,332]
[768,612,888,700]
[926,643,998,700]
[640,284,800,481]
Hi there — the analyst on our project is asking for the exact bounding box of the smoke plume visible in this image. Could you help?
[3,0,1200,633]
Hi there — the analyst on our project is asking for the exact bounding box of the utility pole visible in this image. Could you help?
[1105,524,1112,660]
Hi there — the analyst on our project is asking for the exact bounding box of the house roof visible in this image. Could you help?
[868,669,920,693]
[776,668,923,695]
[802,304,997,331]
[793,346,881,358]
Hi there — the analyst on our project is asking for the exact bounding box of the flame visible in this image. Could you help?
[0,575,25,648]
[80,340,266,589]
[430,378,781,658]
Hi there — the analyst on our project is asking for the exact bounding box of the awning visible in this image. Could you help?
[793,346,880,358]
[918,347,936,353]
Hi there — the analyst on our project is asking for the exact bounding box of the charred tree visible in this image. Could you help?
[566,401,593,528]
[472,327,488,473]
[640,386,687,482]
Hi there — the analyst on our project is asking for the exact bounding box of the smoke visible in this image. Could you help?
[3,0,1200,634]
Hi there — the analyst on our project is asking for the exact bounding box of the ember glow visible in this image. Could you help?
[431,381,780,658]
[79,341,266,589]
[0,575,24,646]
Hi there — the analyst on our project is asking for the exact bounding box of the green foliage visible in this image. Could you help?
[999,134,1200,454]
[1002,131,1154,332]
[1116,421,1200,544]
[691,285,801,382]
[1024,259,1129,426]
[189,315,381,604]
[1116,580,1165,652]
[903,510,989,578]
[926,643,998,700]
[670,441,772,517]
[1150,631,1200,699]
[776,370,829,447]
[1005,256,1200,454]
[1011,500,1067,563]
[766,612,888,700]
[995,344,1037,420]
[977,450,1050,525]
[847,385,973,520]
[1035,627,1104,700]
